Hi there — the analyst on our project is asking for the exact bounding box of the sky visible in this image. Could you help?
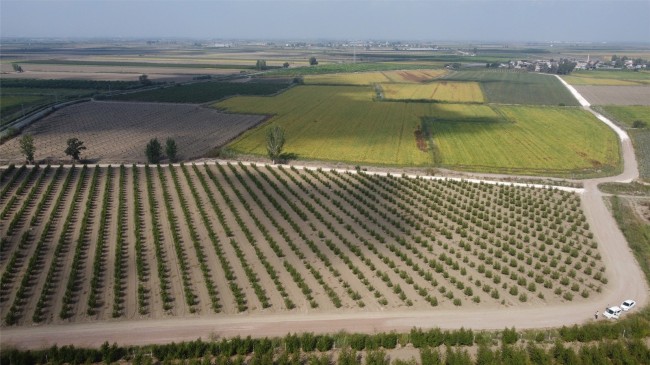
[1,0,649,42]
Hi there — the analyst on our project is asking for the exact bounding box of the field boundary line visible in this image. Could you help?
[208,160,585,193]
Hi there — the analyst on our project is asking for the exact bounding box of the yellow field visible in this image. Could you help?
[305,69,447,85]
[216,85,434,165]
[381,82,484,103]
[215,85,619,174]
[304,72,392,85]
[381,69,447,83]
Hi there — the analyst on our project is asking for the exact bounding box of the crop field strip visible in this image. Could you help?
[218,86,619,173]
[380,82,484,103]
[0,163,606,325]
[443,70,580,106]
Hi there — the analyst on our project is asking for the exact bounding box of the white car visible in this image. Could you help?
[603,306,622,319]
[621,299,636,311]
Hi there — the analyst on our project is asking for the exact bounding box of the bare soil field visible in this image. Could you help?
[573,85,650,105]
[0,101,266,164]
[0,162,609,328]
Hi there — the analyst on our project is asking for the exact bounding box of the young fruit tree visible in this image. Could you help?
[64,138,86,162]
[266,126,285,164]
[145,138,163,164]
[165,138,178,162]
[19,134,36,164]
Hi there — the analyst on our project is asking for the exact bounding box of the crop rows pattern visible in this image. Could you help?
[0,164,605,325]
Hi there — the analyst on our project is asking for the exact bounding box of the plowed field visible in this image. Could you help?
[0,101,266,164]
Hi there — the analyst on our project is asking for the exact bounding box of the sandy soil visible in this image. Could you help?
[1,80,649,350]
[0,101,266,164]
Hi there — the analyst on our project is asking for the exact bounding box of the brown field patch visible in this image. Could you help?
[0,101,266,164]
[574,85,650,105]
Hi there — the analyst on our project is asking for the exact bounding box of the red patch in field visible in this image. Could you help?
[399,71,427,83]
[414,127,428,152]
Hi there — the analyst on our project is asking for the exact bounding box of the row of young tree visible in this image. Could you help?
[3,325,649,365]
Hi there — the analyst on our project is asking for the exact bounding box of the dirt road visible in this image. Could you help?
[2,78,648,350]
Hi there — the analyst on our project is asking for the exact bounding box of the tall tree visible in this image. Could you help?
[64,137,86,162]
[309,57,318,66]
[165,137,177,162]
[139,74,152,85]
[145,138,162,164]
[256,59,268,70]
[19,134,36,164]
[266,126,285,164]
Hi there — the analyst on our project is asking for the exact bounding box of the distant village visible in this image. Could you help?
[490,55,649,74]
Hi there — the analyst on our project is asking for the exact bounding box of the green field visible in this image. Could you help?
[216,85,432,165]
[599,105,650,180]
[216,85,619,174]
[443,70,579,106]
[563,70,650,86]
[107,81,291,103]
[427,105,620,174]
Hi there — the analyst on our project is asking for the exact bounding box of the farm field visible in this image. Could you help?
[443,70,580,106]
[0,101,266,164]
[425,105,620,174]
[216,85,433,166]
[216,85,619,174]
[598,106,650,180]
[305,70,447,85]
[562,70,650,86]
[0,79,144,126]
[106,81,291,104]
[381,82,484,103]
[0,163,606,326]
[573,85,650,106]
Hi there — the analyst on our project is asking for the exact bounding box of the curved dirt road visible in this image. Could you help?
[3,78,649,350]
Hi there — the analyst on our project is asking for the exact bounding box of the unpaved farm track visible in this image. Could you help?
[2,78,649,350]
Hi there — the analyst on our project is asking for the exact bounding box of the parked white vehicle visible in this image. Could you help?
[603,306,622,319]
[621,299,636,311]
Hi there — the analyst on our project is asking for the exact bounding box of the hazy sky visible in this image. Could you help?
[1,0,649,42]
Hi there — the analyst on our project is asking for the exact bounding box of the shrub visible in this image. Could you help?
[502,327,518,345]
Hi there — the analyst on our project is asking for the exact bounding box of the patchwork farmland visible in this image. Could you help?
[0,162,605,325]
[217,86,619,175]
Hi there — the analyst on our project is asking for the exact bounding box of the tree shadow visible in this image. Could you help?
[277,152,298,164]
